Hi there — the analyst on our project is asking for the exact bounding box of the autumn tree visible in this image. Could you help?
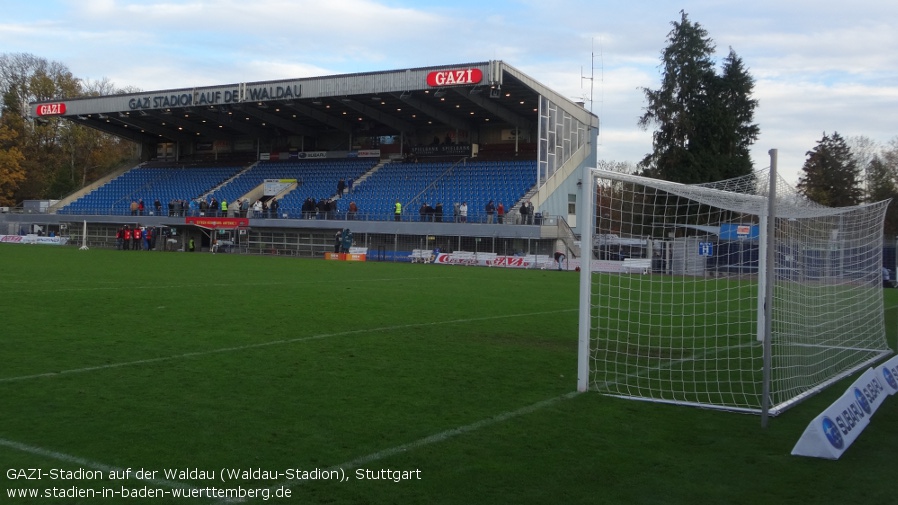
[0,124,25,205]
[0,52,137,202]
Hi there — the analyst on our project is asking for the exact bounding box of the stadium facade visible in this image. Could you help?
[5,61,598,260]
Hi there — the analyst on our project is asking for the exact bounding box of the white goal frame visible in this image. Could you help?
[577,151,893,421]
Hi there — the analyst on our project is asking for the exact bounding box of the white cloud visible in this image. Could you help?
[3,0,895,186]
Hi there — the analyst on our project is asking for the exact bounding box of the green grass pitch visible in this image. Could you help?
[0,244,896,504]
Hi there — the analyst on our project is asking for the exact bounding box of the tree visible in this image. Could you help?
[847,135,880,200]
[708,49,759,180]
[638,11,758,184]
[865,154,898,235]
[796,132,863,207]
[0,124,25,205]
[0,52,138,202]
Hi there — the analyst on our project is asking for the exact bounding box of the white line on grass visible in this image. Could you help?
[245,391,582,503]
[227,340,756,502]
[0,437,196,491]
[1,276,459,294]
[0,309,577,383]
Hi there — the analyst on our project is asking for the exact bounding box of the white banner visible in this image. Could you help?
[0,234,69,245]
[263,179,296,196]
[792,367,889,459]
[432,252,552,269]
[875,354,898,396]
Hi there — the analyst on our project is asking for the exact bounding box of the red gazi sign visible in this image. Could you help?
[36,103,66,116]
[426,68,483,87]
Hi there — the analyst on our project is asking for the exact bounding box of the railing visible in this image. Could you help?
[29,204,557,225]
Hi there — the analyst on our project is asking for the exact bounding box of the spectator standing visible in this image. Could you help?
[394,200,402,221]
[154,199,162,216]
[497,202,505,224]
[485,200,496,224]
[302,197,314,219]
[347,177,354,194]
[348,201,358,220]
[459,202,468,223]
[337,178,346,196]
[138,199,145,216]
[522,200,534,225]
[130,200,138,216]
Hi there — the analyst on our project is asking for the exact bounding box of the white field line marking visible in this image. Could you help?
[0,437,196,491]
[251,346,753,495]
[0,309,576,383]
[245,391,582,503]
[1,276,458,294]
[243,341,748,501]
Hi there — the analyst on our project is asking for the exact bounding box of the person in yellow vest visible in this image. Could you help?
[220,200,228,216]
[394,200,402,221]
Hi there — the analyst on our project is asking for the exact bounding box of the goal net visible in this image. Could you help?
[578,167,893,415]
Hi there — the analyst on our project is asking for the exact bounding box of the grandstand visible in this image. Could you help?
[9,60,598,259]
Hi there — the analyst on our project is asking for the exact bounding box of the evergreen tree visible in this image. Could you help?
[712,49,759,179]
[796,132,863,207]
[865,155,898,235]
[639,12,758,184]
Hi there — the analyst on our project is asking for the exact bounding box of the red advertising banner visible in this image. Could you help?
[426,68,483,87]
[185,217,249,229]
[36,103,67,116]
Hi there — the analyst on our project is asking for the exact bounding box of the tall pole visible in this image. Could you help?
[79,220,89,251]
[577,166,594,392]
[761,149,777,427]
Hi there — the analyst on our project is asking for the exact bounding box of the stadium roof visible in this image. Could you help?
[29,60,596,146]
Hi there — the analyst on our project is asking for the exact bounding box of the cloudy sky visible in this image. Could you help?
[2,0,896,184]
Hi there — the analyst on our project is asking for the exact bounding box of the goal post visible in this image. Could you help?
[577,159,893,417]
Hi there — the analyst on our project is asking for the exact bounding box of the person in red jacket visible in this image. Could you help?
[122,227,132,250]
[132,227,142,251]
